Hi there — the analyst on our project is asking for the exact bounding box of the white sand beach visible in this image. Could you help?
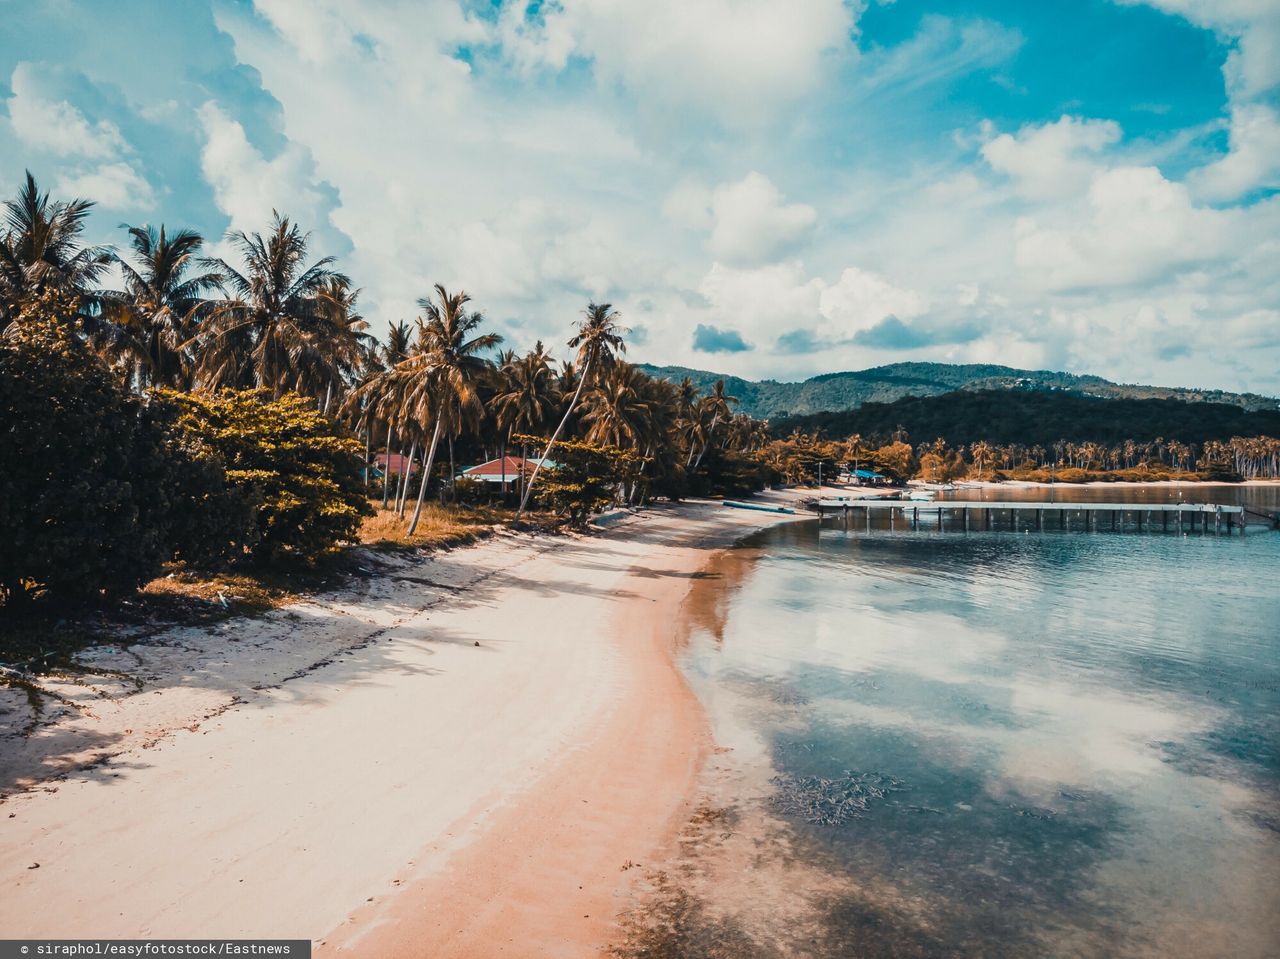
[0,495,809,956]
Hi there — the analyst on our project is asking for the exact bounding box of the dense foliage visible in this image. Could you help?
[642,363,1279,419]
[162,390,371,562]
[514,435,642,525]
[0,303,170,605]
[770,389,1280,447]
[3,168,1275,614]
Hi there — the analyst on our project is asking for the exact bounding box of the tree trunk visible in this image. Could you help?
[363,429,370,487]
[394,446,408,512]
[397,439,418,518]
[407,418,444,536]
[446,435,455,505]
[630,442,651,506]
[516,355,590,522]
[692,414,720,470]
[499,434,507,505]
[380,420,395,509]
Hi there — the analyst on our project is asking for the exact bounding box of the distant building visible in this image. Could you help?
[851,467,891,486]
[374,451,417,477]
[459,456,557,486]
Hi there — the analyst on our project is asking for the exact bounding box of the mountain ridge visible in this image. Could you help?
[636,362,1279,418]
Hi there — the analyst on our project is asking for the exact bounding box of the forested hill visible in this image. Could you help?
[768,390,1280,447]
[637,362,1279,419]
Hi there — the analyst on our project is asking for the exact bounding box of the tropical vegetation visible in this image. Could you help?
[0,173,774,611]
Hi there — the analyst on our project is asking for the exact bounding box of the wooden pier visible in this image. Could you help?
[815,499,1249,534]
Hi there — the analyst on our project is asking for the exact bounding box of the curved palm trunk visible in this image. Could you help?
[407,418,444,536]
[629,442,651,506]
[691,414,720,470]
[515,355,590,522]
[396,439,418,518]
[380,420,395,509]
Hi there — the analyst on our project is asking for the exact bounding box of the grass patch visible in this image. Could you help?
[357,499,562,549]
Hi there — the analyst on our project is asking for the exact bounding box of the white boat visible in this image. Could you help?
[905,490,936,501]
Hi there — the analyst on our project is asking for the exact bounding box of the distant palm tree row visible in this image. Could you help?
[1,172,772,525]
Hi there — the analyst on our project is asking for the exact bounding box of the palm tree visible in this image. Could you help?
[491,342,559,498]
[194,212,349,395]
[402,285,502,535]
[342,319,413,497]
[0,171,113,331]
[690,379,738,470]
[95,224,223,390]
[580,362,652,448]
[515,302,627,521]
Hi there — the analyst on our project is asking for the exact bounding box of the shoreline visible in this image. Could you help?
[0,493,812,954]
[966,478,1280,489]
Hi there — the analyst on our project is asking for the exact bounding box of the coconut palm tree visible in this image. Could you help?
[690,379,738,470]
[305,276,373,412]
[515,302,627,521]
[95,224,223,390]
[0,171,113,332]
[194,212,349,395]
[491,341,559,497]
[402,285,502,536]
[672,376,700,460]
[580,361,652,448]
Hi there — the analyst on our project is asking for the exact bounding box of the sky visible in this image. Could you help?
[2,0,1278,393]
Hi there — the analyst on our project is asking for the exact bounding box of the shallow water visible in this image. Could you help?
[677,486,1280,958]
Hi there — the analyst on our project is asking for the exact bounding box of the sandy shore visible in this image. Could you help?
[0,494,809,955]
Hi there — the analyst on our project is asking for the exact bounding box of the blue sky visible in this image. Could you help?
[2,0,1278,393]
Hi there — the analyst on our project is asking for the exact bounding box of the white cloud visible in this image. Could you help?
[661,180,714,231]
[1011,166,1229,290]
[56,162,154,209]
[6,61,154,211]
[861,13,1024,95]
[8,0,1274,394]
[819,266,928,331]
[982,115,1122,200]
[6,62,127,159]
[498,0,856,124]
[698,261,824,331]
[1187,103,1280,201]
[196,101,338,240]
[705,172,817,266]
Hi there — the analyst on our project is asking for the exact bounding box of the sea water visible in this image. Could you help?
[673,486,1279,958]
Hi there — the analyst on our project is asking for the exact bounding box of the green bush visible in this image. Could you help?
[691,447,774,497]
[0,313,170,606]
[165,390,371,562]
[145,392,260,569]
[516,435,640,525]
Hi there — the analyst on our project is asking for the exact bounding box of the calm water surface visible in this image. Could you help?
[681,486,1280,958]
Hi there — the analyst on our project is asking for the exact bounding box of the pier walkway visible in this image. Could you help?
[815,499,1251,534]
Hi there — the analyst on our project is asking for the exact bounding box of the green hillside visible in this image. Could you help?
[768,390,1280,447]
[637,362,1279,419]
